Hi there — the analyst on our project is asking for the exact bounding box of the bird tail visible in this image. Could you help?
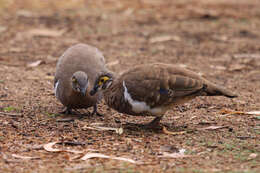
[205,82,237,98]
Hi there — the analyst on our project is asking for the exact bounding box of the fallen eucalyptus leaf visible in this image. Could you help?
[43,142,84,154]
[81,153,138,164]
[43,142,62,152]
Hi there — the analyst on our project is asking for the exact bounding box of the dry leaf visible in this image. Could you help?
[43,142,62,152]
[162,126,186,135]
[149,35,181,43]
[248,153,258,160]
[198,126,228,130]
[12,154,40,160]
[27,60,45,68]
[27,28,65,37]
[43,142,84,154]
[80,153,138,164]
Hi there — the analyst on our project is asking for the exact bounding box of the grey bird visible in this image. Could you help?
[90,63,237,127]
[54,43,107,115]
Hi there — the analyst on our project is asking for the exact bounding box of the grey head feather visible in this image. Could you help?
[71,71,89,96]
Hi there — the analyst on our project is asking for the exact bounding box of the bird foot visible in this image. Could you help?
[162,126,186,135]
[142,116,163,130]
[60,108,73,115]
[91,105,103,116]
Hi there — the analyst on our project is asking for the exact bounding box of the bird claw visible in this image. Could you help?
[91,105,103,116]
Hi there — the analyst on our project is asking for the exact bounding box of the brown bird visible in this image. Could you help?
[90,63,237,127]
[54,43,107,115]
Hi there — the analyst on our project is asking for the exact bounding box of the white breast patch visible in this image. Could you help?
[122,81,164,115]
[54,80,59,98]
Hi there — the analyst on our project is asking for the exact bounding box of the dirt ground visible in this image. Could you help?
[0,0,259,172]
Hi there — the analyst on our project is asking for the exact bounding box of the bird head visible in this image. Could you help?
[71,71,88,96]
[90,72,113,96]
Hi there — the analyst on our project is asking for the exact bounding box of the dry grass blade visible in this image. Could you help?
[149,35,181,43]
[27,28,65,37]
[198,126,228,130]
[162,126,186,135]
[80,153,138,164]
[12,154,40,160]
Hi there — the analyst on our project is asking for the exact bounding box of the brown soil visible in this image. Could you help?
[0,0,259,172]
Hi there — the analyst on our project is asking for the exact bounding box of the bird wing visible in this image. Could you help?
[121,64,205,107]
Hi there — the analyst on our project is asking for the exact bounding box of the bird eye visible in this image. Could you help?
[100,79,104,82]
[72,77,77,83]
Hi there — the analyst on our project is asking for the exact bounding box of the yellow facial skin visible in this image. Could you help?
[98,76,109,86]
[72,77,77,83]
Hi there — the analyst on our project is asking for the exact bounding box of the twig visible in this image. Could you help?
[0,111,22,116]
[0,100,14,102]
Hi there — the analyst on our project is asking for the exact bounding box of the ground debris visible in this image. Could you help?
[197,125,228,131]
[12,154,40,160]
[80,153,139,164]
[220,110,260,117]
[43,141,84,154]
[162,126,186,135]
[83,124,124,135]
[26,60,45,68]
[26,28,65,37]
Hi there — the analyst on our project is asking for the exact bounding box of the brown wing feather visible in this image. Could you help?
[120,64,205,108]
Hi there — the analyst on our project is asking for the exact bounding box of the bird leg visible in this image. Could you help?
[91,105,103,116]
[143,116,163,129]
[60,107,73,115]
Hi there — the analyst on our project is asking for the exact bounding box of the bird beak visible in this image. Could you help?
[90,85,99,96]
[80,84,88,96]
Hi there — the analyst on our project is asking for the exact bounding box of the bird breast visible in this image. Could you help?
[103,80,167,116]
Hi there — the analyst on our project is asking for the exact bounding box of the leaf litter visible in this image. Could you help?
[42,142,140,164]
[12,154,40,160]
[80,153,139,164]
[83,124,124,135]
